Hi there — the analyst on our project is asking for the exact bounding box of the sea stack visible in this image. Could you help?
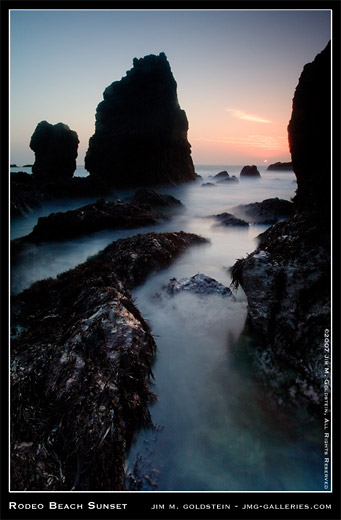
[85,52,196,187]
[30,121,79,182]
[288,41,331,214]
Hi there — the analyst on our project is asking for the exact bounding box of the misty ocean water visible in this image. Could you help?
[10,165,324,491]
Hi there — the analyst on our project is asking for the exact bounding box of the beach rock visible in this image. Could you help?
[10,172,50,217]
[216,175,239,184]
[10,231,208,491]
[12,200,159,246]
[267,161,293,171]
[288,41,331,215]
[231,198,294,225]
[201,182,216,188]
[163,273,233,298]
[240,165,261,178]
[85,53,196,187]
[213,170,229,180]
[130,188,183,208]
[231,43,331,415]
[212,212,249,227]
[30,121,79,182]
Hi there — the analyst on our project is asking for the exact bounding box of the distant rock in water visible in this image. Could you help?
[85,52,196,187]
[10,164,17,167]
[130,188,183,208]
[30,121,79,182]
[213,170,229,180]
[163,273,233,298]
[231,198,294,225]
[212,212,249,227]
[11,231,208,490]
[267,161,293,171]
[240,165,261,178]
[216,175,239,184]
[288,41,331,214]
[201,182,216,188]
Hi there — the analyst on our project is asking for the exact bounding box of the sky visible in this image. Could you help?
[10,9,331,167]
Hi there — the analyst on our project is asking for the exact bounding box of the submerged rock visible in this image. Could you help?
[231,198,294,225]
[201,182,216,188]
[85,52,196,187]
[212,212,249,227]
[267,161,293,171]
[11,231,208,491]
[130,188,183,208]
[240,165,261,178]
[216,175,239,184]
[30,121,79,182]
[163,273,233,298]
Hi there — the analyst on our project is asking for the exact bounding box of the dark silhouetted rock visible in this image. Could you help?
[11,231,208,491]
[267,161,293,171]
[212,212,249,227]
[85,53,196,187]
[163,273,233,298]
[288,41,331,214]
[30,121,79,182]
[10,164,17,167]
[213,170,229,180]
[10,172,50,217]
[240,165,261,178]
[231,198,294,225]
[23,164,33,167]
[130,188,183,208]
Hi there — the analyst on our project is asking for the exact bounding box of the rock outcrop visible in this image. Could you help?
[212,212,249,227]
[231,198,294,225]
[267,161,293,171]
[85,53,196,187]
[162,273,233,298]
[30,121,79,182]
[11,231,208,491]
[130,188,183,209]
[240,165,261,178]
[288,41,331,214]
[231,43,331,415]
[213,170,229,180]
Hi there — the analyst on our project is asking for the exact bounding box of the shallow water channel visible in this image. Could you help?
[11,165,324,491]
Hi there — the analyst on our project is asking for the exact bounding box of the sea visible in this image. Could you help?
[10,164,325,491]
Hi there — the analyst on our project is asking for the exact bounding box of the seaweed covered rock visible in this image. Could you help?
[30,121,79,182]
[288,41,331,215]
[85,53,196,187]
[231,198,294,225]
[11,231,208,491]
[240,165,261,178]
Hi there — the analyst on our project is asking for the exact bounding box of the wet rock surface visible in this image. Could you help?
[162,273,233,298]
[240,165,261,178]
[30,121,79,182]
[231,198,294,225]
[85,53,196,187]
[11,231,207,490]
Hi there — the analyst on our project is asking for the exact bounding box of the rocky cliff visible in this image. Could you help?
[30,121,79,182]
[231,42,331,414]
[85,53,196,187]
